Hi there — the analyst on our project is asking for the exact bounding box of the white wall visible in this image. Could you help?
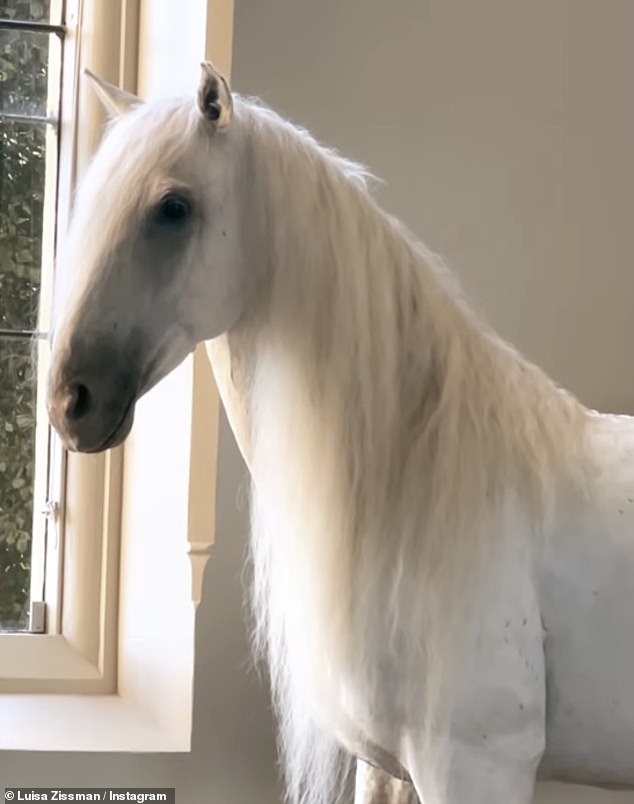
[3,1,633,801]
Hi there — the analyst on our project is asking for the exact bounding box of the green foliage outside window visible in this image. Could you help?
[0,0,52,629]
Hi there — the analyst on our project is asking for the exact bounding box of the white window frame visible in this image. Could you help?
[0,0,229,751]
[0,0,132,695]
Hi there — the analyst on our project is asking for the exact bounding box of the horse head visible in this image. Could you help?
[47,63,248,452]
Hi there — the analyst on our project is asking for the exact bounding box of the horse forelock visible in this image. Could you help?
[228,97,589,803]
[53,97,210,328]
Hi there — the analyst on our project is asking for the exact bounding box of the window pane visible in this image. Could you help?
[0,1,52,23]
[0,120,45,331]
[0,28,52,117]
[0,336,36,631]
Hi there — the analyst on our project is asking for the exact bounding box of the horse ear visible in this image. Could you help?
[198,61,233,130]
[84,69,142,118]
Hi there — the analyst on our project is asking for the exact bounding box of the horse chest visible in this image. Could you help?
[330,534,546,787]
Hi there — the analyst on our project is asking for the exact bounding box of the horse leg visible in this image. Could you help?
[354,759,419,804]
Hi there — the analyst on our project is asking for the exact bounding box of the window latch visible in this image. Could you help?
[42,500,59,521]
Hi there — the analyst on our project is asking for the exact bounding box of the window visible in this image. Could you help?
[0,0,222,753]
[0,0,64,633]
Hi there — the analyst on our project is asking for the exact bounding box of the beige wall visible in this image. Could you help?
[2,1,633,801]
[233,0,634,414]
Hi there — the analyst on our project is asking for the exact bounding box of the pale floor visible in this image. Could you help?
[535,783,634,803]
[356,762,634,804]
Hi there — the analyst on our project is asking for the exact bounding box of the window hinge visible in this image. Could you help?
[29,601,47,634]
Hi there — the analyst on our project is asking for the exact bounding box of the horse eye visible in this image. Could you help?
[155,194,191,224]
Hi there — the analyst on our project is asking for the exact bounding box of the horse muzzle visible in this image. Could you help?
[46,339,140,453]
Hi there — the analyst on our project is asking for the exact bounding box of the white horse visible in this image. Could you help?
[46,63,634,804]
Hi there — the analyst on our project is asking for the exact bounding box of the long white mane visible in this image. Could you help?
[224,98,588,804]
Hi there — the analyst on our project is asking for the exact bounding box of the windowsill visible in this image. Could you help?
[0,694,188,752]
[0,635,103,691]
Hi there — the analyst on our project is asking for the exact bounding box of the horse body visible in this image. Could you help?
[45,64,634,803]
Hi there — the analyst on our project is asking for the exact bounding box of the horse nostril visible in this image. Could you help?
[66,382,92,422]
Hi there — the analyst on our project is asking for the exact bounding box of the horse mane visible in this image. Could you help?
[224,97,589,804]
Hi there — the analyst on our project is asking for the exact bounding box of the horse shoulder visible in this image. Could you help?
[404,519,546,803]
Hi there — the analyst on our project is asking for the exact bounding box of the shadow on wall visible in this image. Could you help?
[186,408,282,801]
